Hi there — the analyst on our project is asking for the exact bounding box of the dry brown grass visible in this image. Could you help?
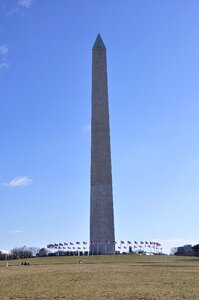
[0,255,199,299]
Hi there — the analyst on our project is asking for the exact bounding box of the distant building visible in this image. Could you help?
[192,244,199,257]
[0,250,9,260]
[175,244,192,256]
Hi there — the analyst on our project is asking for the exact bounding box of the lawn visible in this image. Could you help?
[0,255,199,299]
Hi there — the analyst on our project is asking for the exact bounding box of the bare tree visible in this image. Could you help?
[10,246,34,259]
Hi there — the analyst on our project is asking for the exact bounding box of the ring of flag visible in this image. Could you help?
[47,241,162,253]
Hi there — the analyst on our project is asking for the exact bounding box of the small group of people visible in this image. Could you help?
[21,261,29,266]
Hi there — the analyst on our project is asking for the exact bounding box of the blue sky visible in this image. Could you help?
[0,0,198,253]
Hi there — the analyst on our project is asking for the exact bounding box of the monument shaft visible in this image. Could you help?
[90,35,115,254]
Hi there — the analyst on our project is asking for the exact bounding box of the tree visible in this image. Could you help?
[170,247,178,255]
[10,246,34,259]
[38,248,49,257]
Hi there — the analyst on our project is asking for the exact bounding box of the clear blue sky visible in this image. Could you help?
[0,0,198,253]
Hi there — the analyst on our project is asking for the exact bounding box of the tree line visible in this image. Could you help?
[0,246,49,260]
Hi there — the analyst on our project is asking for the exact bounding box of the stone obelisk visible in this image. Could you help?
[90,34,115,255]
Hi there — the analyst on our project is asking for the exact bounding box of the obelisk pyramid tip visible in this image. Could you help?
[93,34,106,49]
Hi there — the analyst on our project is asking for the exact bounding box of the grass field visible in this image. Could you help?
[0,255,199,300]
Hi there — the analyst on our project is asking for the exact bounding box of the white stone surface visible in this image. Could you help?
[90,34,115,255]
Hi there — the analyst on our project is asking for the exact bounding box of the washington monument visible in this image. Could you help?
[90,34,115,255]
